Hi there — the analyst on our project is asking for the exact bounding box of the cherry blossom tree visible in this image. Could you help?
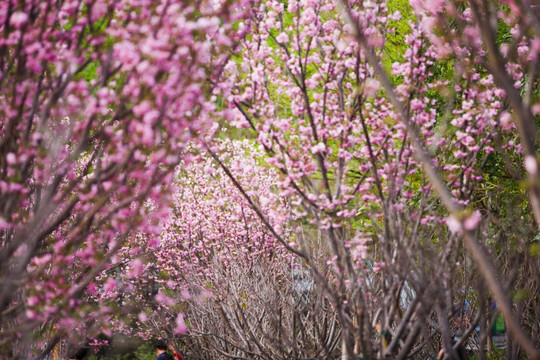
[0,1,250,358]
[91,140,340,359]
[341,0,540,358]
[217,0,540,358]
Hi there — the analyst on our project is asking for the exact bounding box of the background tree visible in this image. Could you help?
[91,140,340,359]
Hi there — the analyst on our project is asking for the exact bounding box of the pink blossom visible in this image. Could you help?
[103,278,117,292]
[500,111,513,130]
[128,258,144,278]
[154,292,166,304]
[463,211,482,231]
[181,289,191,300]
[446,215,462,234]
[138,312,149,323]
[373,262,385,272]
[364,78,380,97]
[276,32,288,43]
[311,142,326,154]
[10,12,28,28]
[174,313,188,334]
[390,10,401,21]
[113,41,140,70]
[0,217,11,230]
[6,153,17,165]
[87,283,98,295]
[27,296,40,307]
[26,310,38,320]
[525,155,538,175]
[32,254,51,266]
[410,0,445,14]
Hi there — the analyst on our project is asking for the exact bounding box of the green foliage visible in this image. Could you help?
[87,341,155,360]
[129,342,156,360]
[495,4,512,46]
[383,0,414,73]
[78,62,99,83]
